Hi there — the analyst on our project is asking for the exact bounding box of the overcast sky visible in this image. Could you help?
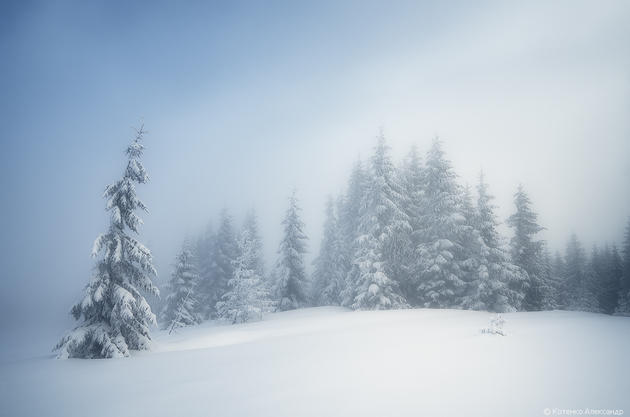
[1,0,629,358]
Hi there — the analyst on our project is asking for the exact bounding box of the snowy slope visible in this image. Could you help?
[1,307,629,417]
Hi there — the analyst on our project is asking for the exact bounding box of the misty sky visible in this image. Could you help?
[1,0,629,358]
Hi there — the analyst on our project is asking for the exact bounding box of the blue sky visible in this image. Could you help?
[1,0,629,358]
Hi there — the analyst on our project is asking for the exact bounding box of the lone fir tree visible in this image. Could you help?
[55,125,159,358]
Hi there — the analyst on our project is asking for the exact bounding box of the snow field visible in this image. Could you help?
[2,307,628,417]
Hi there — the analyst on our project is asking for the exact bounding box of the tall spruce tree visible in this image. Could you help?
[339,160,367,305]
[507,185,546,311]
[459,184,487,309]
[551,250,568,309]
[398,145,425,304]
[207,210,240,317]
[162,243,201,330]
[242,210,265,278]
[311,197,345,306]
[539,245,562,310]
[596,245,622,314]
[194,224,217,319]
[461,174,527,312]
[347,134,409,310]
[610,245,624,310]
[55,125,159,359]
[216,224,271,323]
[274,191,309,311]
[564,234,599,312]
[415,139,468,308]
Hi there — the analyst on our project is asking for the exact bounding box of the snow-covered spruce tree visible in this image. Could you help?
[397,145,425,305]
[459,177,527,313]
[540,245,563,310]
[274,191,309,311]
[380,152,413,300]
[608,245,625,312]
[194,224,218,319]
[399,146,424,231]
[471,174,527,312]
[161,243,202,331]
[55,125,159,359]
[473,174,499,254]
[616,219,630,314]
[458,185,487,310]
[339,160,367,256]
[347,134,409,310]
[311,197,345,306]
[593,244,622,314]
[415,139,468,309]
[564,234,599,312]
[506,185,546,311]
[243,210,277,312]
[338,159,368,306]
[216,225,271,324]
[551,250,567,309]
[242,210,265,278]
[203,210,240,318]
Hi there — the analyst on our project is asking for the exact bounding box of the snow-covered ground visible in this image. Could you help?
[1,307,629,417]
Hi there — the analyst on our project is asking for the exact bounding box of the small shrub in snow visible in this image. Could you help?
[481,314,506,336]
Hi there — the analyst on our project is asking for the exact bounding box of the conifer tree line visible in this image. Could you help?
[160,192,309,332]
[310,134,630,316]
[167,133,630,325]
[56,126,630,358]
[311,134,630,314]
